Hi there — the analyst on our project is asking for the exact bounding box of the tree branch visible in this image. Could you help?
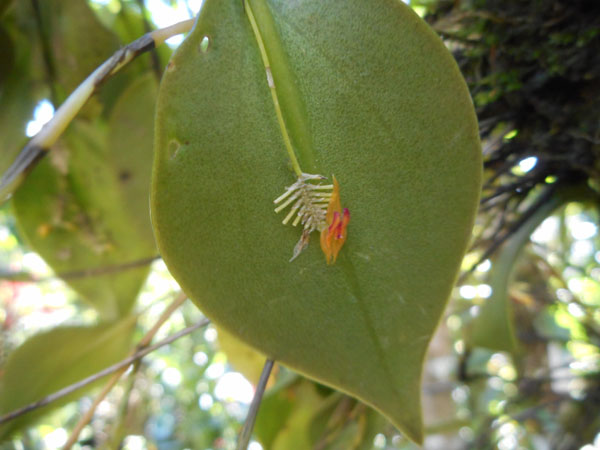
[135,0,163,79]
[62,292,194,449]
[463,185,556,277]
[0,318,208,428]
[0,18,195,202]
[0,293,198,428]
[0,255,160,283]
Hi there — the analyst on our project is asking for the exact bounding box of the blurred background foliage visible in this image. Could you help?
[0,0,599,449]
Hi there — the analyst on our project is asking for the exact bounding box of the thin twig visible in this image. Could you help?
[0,316,205,427]
[138,291,188,348]
[183,0,196,18]
[62,292,191,449]
[480,172,544,205]
[0,18,195,201]
[0,255,160,283]
[463,185,556,276]
[108,359,141,448]
[63,369,123,449]
[237,359,275,450]
[0,293,192,425]
[482,155,521,187]
[135,0,163,79]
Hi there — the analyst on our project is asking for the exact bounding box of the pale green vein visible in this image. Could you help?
[244,0,302,176]
[244,0,318,176]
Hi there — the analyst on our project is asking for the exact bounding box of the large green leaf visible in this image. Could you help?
[0,316,136,439]
[12,75,157,319]
[152,0,481,442]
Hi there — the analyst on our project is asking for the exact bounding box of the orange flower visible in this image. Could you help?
[320,177,350,264]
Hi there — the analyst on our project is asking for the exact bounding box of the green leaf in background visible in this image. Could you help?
[32,0,120,98]
[106,73,158,246]
[0,0,129,184]
[152,0,481,442]
[219,326,385,448]
[0,0,13,17]
[0,315,136,439]
[469,186,597,354]
[0,20,39,176]
[12,74,158,320]
[91,1,173,76]
[258,381,385,450]
[88,1,168,115]
[254,378,297,448]
[308,396,386,450]
[267,382,324,449]
[469,194,566,354]
[216,326,268,385]
[0,24,14,85]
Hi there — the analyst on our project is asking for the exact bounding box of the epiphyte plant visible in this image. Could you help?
[273,173,350,263]
[246,0,349,263]
[0,0,482,444]
[273,172,334,261]
[151,0,482,443]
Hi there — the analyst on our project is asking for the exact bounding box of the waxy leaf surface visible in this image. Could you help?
[152,0,481,441]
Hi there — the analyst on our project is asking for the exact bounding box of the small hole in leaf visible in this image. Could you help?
[200,36,210,53]
[168,139,181,159]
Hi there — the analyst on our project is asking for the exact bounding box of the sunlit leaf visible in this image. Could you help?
[268,382,324,449]
[12,75,157,319]
[308,395,386,450]
[216,326,269,385]
[259,380,385,450]
[255,376,297,448]
[469,193,570,353]
[152,0,481,442]
[0,316,136,439]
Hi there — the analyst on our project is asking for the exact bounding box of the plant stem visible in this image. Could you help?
[236,358,275,450]
[0,255,160,283]
[0,316,207,428]
[135,0,163,79]
[244,0,303,177]
[0,18,195,201]
[61,292,192,449]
